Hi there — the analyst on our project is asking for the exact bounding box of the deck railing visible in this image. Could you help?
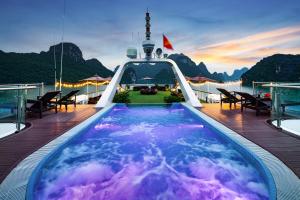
[0,83,43,134]
[189,81,244,102]
[252,81,272,96]
[263,82,300,128]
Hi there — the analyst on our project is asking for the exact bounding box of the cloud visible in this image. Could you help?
[187,25,300,72]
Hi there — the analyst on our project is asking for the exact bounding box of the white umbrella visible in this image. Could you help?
[80,74,109,82]
[141,76,153,85]
[80,74,111,95]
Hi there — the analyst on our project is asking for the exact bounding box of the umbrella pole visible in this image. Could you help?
[86,81,89,97]
[95,82,97,97]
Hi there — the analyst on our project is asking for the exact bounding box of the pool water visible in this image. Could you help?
[0,108,12,119]
[31,104,271,200]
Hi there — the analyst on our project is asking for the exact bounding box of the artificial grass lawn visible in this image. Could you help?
[128,91,171,103]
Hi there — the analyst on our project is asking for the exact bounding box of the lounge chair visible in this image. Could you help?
[88,95,101,104]
[55,90,80,111]
[235,91,271,116]
[217,88,241,109]
[26,91,60,118]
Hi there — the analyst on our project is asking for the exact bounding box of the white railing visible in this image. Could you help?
[189,80,243,103]
[263,82,300,128]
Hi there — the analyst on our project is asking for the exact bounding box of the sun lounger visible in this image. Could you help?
[217,88,241,109]
[26,91,60,118]
[235,91,271,116]
[88,95,101,104]
[54,90,80,111]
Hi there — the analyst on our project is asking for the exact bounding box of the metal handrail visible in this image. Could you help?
[0,86,37,90]
[0,82,44,96]
[0,83,43,86]
[263,83,300,89]
[191,89,213,94]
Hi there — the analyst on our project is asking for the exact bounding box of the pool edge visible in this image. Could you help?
[0,104,115,200]
[182,103,300,200]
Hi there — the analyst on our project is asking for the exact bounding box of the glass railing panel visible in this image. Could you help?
[0,84,40,138]
[0,89,19,138]
[0,89,17,122]
[264,83,300,129]
[252,81,271,96]
[278,87,300,118]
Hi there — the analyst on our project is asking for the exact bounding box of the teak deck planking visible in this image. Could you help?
[200,103,300,178]
[0,104,98,183]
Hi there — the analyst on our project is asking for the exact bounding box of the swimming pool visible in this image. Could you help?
[27,104,275,200]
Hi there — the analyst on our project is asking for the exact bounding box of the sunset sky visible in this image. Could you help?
[0,0,300,74]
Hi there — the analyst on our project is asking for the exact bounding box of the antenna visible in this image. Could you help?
[137,32,141,58]
[131,32,134,43]
[59,0,66,92]
[53,39,57,91]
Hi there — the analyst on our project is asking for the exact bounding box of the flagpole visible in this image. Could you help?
[138,32,141,59]
[162,33,165,57]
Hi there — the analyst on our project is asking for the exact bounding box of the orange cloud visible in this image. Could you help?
[192,53,257,68]
[186,25,300,72]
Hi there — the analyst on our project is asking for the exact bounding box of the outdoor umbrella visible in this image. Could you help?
[80,74,111,95]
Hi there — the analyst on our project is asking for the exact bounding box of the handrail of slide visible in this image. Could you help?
[95,58,202,108]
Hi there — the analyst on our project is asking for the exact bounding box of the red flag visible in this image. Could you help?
[163,34,174,50]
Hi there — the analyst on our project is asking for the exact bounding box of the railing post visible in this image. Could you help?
[273,87,281,128]
[41,82,44,96]
[16,89,24,132]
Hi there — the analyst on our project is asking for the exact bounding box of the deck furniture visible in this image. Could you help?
[217,88,241,109]
[26,91,60,118]
[281,101,300,113]
[140,87,157,95]
[151,86,166,91]
[88,95,101,104]
[235,91,271,116]
[55,90,80,111]
[133,86,148,91]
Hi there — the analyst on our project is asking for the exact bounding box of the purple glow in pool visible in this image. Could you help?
[28,104,273,200]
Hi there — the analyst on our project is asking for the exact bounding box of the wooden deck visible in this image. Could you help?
[201,103,300,178]
[0,104,98,183]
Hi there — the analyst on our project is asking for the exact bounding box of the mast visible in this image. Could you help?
[53,43,57,90]
[142,9,155,59]
[145,9,151,40]
[59,0,66,91]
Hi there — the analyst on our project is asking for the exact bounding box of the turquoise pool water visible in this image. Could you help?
[28,104,274,200]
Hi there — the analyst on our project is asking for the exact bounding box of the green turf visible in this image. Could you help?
[128,91,171,103]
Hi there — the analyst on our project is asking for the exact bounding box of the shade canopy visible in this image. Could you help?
[81,74,112,82]
[185,76,217,83]
[141,76,153,80]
